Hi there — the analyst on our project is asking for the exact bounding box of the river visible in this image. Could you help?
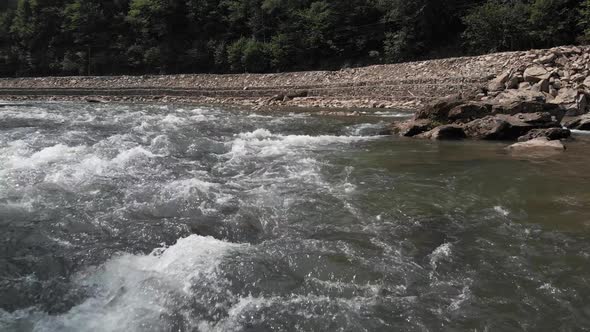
[1,102,589,331]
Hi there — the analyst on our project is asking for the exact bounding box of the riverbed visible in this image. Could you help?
[1,102,589,331]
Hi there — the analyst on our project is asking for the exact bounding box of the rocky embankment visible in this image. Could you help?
[0,47,566,110]
[389,45,590,151]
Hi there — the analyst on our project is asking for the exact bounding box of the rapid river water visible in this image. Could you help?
[1,102,589,331]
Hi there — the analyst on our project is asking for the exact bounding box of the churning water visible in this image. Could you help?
[0,102,589,331]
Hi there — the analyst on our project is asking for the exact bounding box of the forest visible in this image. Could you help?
[0,0,589,77]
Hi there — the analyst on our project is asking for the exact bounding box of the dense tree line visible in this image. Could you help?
[0,0,589,77]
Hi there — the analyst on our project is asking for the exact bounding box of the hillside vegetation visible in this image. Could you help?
[0,0,589,77]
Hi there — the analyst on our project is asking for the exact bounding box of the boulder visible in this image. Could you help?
[584,76,590,87]
[509,112,559,128]
[508,138,566,153]
[447,102,492,122]
[571,73,586,83]
[463,112,556,140]
[537,53,557,65]
[463,116,519,140]
[494,89,546,104]
[505,75,521,89]
[524,66,551,83]
[551,88,589,116]
[390,119,433,137]
[414,94,464,121]
[517,128,571,142]
[417,125,466,140]
[562,114,590,130]
[488,72,511,92]
[532,78,550,93]
[491,101,564,121]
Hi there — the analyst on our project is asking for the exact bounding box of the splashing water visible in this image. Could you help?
[1,102,590,331]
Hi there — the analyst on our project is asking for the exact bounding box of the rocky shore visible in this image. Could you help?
[2,47,578,110]
[388,45,590,152]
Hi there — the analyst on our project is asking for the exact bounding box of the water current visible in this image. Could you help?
[1,102,589,331]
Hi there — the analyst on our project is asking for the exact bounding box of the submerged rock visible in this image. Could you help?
[508,138,566,152]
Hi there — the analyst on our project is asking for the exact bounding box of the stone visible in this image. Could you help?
[538,53,557,65]
[505,75,521,89]
[518,82,532,89]
[532,79,550,93]
[584,76,590,87]
[562,114,590,130]
[488,72,511,92]
[463,116,525,140]
[418,124,466,140]
[570,73,586,83]
[447,102,492,122]
[414,94,464,121]
[517,128,571,142]
[508,138,566,153]
[509,112,558,128]
[524,66,551,83]
[390,119,433,137]
[84,97,107,103]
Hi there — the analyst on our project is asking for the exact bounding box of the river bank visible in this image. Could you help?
[1,46,587,110]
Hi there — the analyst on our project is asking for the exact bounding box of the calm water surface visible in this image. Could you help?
[0,102,589,331]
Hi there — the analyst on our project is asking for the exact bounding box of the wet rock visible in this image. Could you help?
[508,138,566,153]
[414,94,464,121]
[517,128,571,142]
[390,119,433,137]
[417,124,466,140]
[562,114,590,130]
[463,114,541,140]
[447,102,492,122]
[510,112,559,128]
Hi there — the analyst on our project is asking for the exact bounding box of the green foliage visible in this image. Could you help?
[0,0,588,76]
[462,1,532,53]
[580,0,590,42]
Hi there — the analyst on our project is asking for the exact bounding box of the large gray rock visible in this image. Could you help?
[463,113,557,140]
[417,125,466,140]
[562,114,590,130]
[488,72,511,92]
[414,94,464,121]
[524,66,551,83]
[447,102,492,122]
[551,89,589,116]
[509,112,559,128]
[508,138,566,153]
[537,53,557,65]
[517,128,571,142]
[463,116,522,140]
[505,75,522,89]
[390,119,433,137]
[491,101,564,121]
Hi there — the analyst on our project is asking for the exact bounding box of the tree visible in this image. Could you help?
[462,0,532,53]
